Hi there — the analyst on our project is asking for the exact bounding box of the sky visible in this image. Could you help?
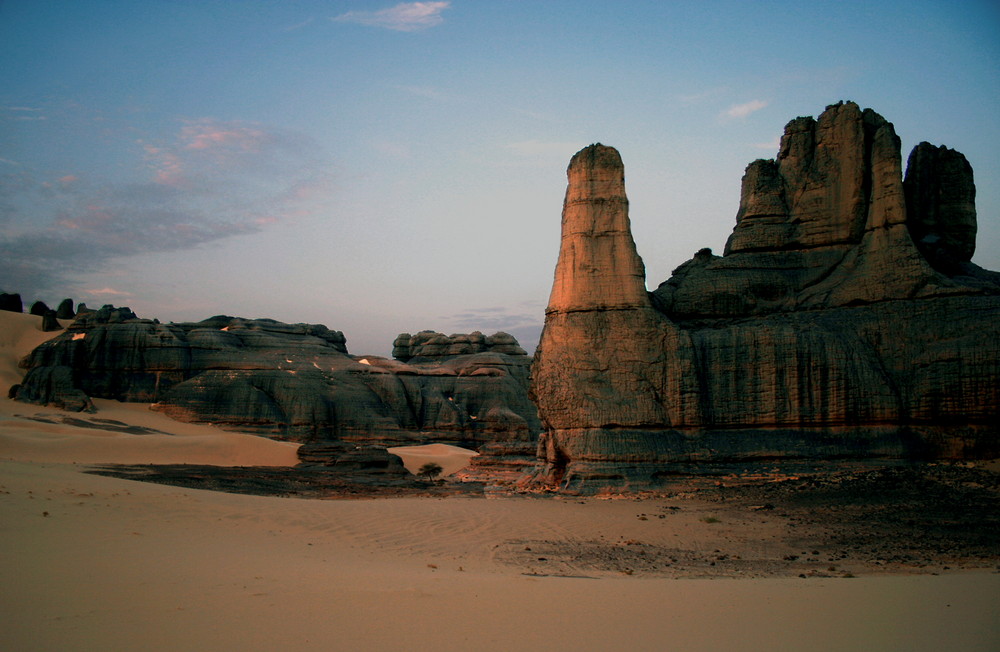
[1,0,998,356]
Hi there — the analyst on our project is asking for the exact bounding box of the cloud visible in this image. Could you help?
[0,119,335,299]
[723,100,768,119]
[85,287,133,297]
[180,120,268,152]
[333,2,450,32]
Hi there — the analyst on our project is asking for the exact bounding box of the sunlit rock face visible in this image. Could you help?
[15,310,540,467]
[530,104,1000,491]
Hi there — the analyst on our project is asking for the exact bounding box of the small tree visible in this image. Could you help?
[417,462,444,482]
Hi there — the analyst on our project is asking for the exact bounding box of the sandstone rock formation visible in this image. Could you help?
[56,298,76,319]
[393,330,527,361]
[531,103,1000,490]
[40,309,62,332]
[28,301,49,316]
[0,293,22,313]
[15,309,540,468]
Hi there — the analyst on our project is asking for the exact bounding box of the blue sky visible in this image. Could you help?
[2,0,998,356]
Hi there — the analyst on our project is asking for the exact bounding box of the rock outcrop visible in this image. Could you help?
[56,298,76,319]
[0,293,23,313]
[40,310,62,332]
[393,330,527,361]
[15,308,540,468]
[531,103,1000,490]
[28,301,49,317]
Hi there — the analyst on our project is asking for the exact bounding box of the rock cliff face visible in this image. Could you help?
[531,103,1000,490]
[15,308,540,467]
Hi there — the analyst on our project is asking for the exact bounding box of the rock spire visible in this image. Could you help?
[546,144,649,313]
[529,104,1000,491]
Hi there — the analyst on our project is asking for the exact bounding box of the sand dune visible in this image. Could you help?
[388,443,479,477]
[1,309,998,651]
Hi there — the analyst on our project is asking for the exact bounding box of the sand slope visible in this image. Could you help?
[0,311,299,466]
[1,461,998,652]
[388,443,479,476]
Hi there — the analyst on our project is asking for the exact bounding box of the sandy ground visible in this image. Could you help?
[2,311,998,651]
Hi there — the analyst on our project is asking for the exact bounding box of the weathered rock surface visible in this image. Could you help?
[531,104,1000,490]
[15,309,540,467]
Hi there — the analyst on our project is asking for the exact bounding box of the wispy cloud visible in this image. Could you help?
[0,119,335,298]
[180,120,268,152]
[333,2,450,32]
[85,287,133,297]
[2,106,47,121]
[723,99,768,119]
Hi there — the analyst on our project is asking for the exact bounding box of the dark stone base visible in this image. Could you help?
[532,425,1000,492]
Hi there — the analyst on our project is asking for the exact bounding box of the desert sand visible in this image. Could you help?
[388,443,480,477]
[1,311,998,651]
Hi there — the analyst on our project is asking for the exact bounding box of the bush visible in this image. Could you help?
[418,462,443,482]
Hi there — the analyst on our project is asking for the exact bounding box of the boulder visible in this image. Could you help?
[904,142,978,273]
[0,293,23,313]
[530,105,1000,491]
[56,298,76,319]
[40,309,63,332]
[28,301,49,316]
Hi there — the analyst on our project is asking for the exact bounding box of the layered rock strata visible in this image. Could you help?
[15,309,540,467]
[531,104,1000,490]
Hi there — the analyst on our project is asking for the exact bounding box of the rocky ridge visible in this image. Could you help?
[14,308,540,470]
[530,102,1000,490]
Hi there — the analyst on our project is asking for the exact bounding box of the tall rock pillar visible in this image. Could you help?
[530,144,698,488]
[546,144,649,312]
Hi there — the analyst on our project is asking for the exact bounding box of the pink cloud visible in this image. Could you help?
[85,287,134,297]
[142,143,184,186]
[180,121,268,152]
[723,100,768,119]
[58,174,78,184]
